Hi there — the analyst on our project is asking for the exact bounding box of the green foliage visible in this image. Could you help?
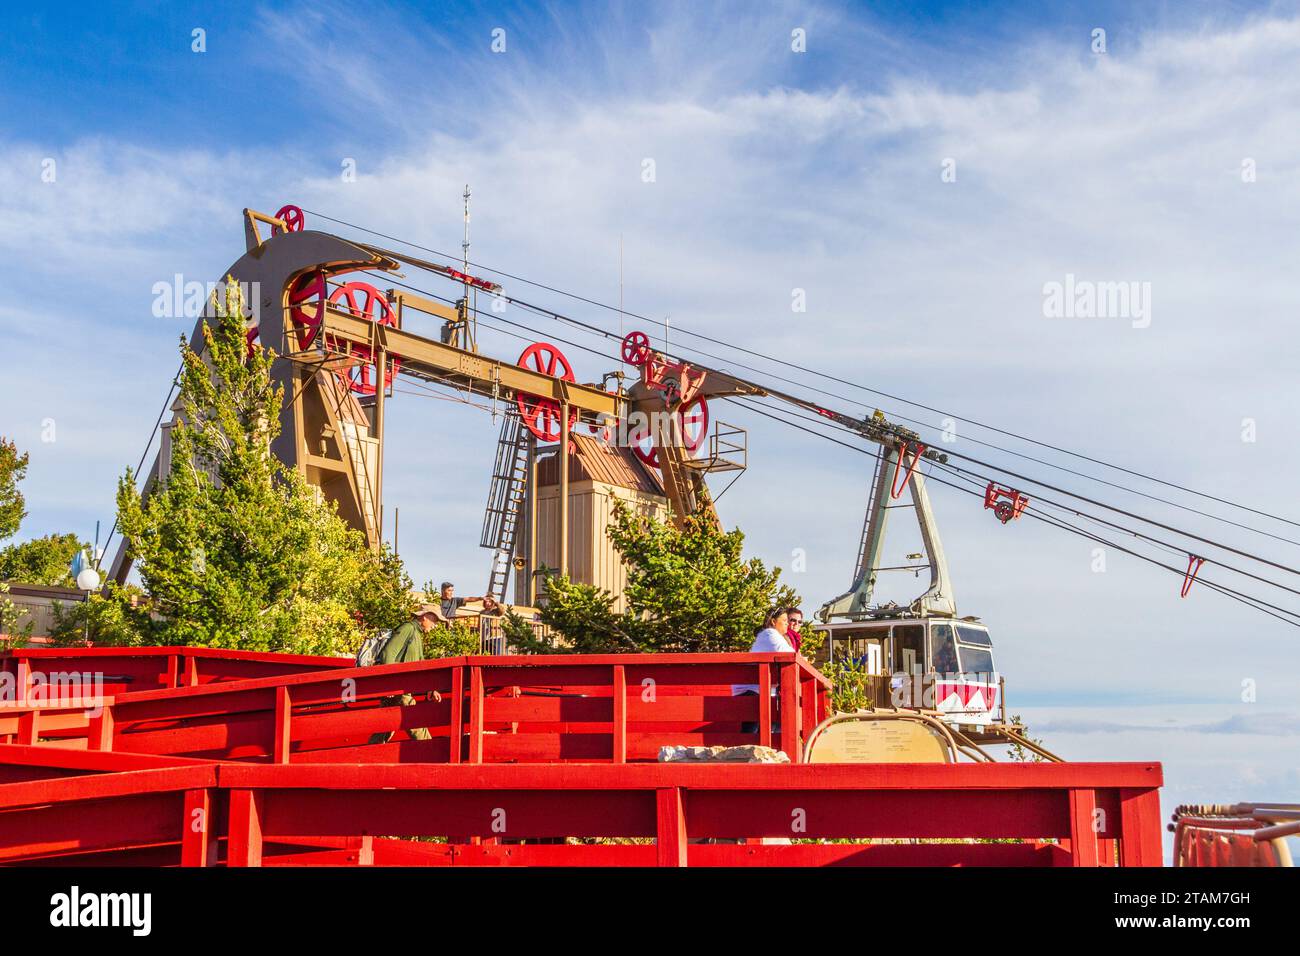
[500,607,551,652]
[48,584,156,647]
[421,620,481,659]
[111,281,413,655]
[794,623,825,661]
[0,533,90,587]
[521,499,798,653]
[0,581,33,647]
[0,438,28,542]
[1006,714,1047,763]
[821,653,888,713]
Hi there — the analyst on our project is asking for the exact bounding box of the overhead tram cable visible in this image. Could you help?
[300,210,1300,627]
[302,206,1300,535]
[726,397,1300,628]
[358,264,1300,590]
[725,394,1300,581]
[386,265,1300,550]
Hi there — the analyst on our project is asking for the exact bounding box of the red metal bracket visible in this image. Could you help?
[983,482,1029,523]
[631,396,709,469]
[890,442,925,499]
[620,330,702,407]
[1181,554,1205,598]
[442,266,501,293]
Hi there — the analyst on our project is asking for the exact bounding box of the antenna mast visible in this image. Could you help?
[460,183,475,350]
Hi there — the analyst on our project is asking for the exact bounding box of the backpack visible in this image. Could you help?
[355,629,393,667]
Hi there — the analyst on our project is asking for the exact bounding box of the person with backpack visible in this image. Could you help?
[363,603,443,744]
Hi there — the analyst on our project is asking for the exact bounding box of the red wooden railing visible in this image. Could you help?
[2,646,350,699]
[12,653,830,765]
[0,745,1163,867]
[0,649,1167,867]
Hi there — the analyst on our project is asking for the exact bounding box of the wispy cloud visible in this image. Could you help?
[1032,711,1300,736]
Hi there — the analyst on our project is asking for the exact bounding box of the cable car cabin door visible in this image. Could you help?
[891,623,926,708]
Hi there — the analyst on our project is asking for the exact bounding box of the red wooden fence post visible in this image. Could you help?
[612,664,627,763]
[1068,788,1100,867]
[469,666,484,763]
[656,787,687,867]
[227,789,264,867]
[1098,837,1117,866]
[181,788,216,867]
[800,671,816,748]
[449,665,464,763]
[273,685,292,764]
[16,658,30,705]
[779,663,800,762]
[758,665,772,748]
[165,654,179,690]
[16,710,37,746]
[1118,788,1162,866]
[88,706,114,751]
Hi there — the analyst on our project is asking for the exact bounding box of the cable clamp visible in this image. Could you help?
[1181,554,1205,598]
[890,442,925,499]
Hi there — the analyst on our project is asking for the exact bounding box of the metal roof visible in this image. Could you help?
[537,433,665,496]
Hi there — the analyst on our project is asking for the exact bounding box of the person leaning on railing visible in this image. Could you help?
[438,581,484,625]
[785,606,804,653]
[731,607,795,736]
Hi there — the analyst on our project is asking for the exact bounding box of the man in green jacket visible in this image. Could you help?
[369,603,443,744]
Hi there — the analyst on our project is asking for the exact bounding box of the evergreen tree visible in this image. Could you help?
[0,533,91,587]
[0,437,28,542]
[112,281,412,654]
[505,496,799,653]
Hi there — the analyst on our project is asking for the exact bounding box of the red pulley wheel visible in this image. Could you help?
[272,205,305,235]
[248,269,321,357]
[621,330,652,365]
[516,342,579,442]
[632,396,709,469]
[326,280,401,396]
[287,271,327,349]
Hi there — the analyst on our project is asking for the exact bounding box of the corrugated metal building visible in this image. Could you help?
[515,433,669,613]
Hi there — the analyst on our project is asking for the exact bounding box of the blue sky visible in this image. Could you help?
[2,1,1269,147]
[3,1,1300,848]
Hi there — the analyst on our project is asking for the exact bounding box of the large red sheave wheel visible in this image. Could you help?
[632,396,709,469]
[327,280,401,396]
[246,268,322,357]
[516,342,579,443]
[287,271,327,349]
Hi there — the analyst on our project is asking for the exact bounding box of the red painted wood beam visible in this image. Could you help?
[656,787,687,866]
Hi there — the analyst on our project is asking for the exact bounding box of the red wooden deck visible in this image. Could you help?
[0,649,1163,866]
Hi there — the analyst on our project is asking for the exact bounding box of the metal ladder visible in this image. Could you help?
[480,408,531,601]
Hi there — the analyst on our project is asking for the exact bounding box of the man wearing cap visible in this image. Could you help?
[368,604,443,743]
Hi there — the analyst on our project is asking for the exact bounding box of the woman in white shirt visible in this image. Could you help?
[734,607,796,733]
